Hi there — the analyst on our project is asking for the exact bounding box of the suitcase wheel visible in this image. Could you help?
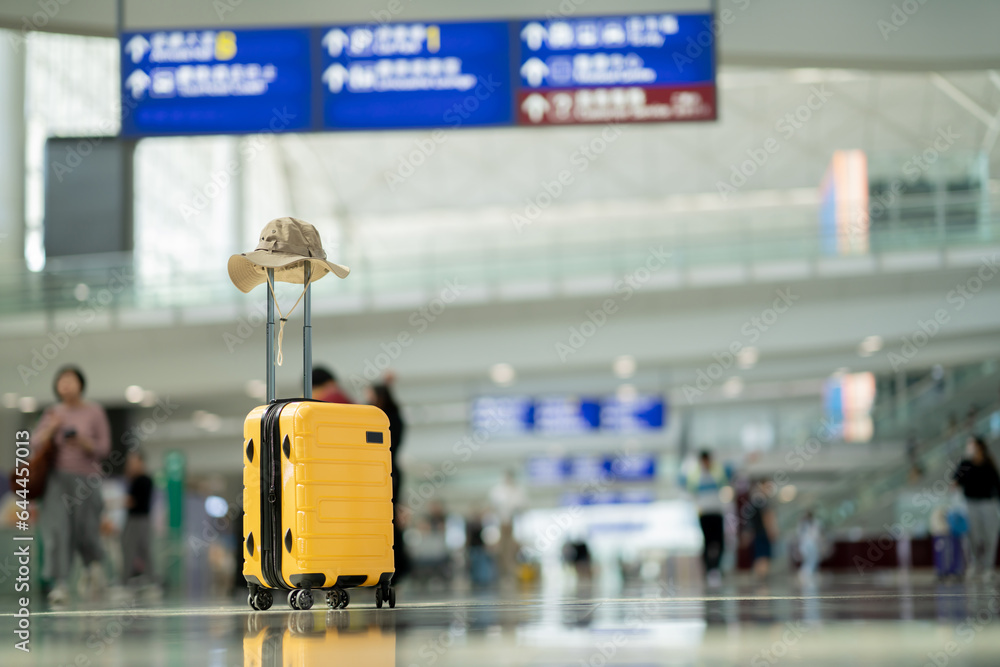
[326,588,349,609]
[375,583,395,609]
[251,589,273,611]
[288,588,313,611]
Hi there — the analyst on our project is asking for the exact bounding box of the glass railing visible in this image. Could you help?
[792,363,1000,534]
[2,198,997,317]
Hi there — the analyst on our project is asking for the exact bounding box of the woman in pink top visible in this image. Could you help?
[33,366,111,605]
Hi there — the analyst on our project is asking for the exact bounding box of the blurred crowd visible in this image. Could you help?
[3,366,999,604]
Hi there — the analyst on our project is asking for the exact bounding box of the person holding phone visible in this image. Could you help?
[32,366,111,605]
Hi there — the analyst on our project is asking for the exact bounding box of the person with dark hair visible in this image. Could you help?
[365,372,411,581]
[365,373,405,500]
[121,450,153,586]
[744,479,778,581]
[953,436,1000,582]
[32,366,111,605]
[682,450,733,586]
[311,366,353,403]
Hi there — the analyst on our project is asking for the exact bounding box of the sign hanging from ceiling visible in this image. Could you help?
[516,14,716,125]
[120,28,315,136]
[120,13,715,136]
[319,21,514,129]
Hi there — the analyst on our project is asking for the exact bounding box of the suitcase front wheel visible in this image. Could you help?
[288,589,314,610]
[249,589,273,611]
[326,588,349,609]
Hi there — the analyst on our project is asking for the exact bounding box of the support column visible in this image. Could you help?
[0,30,27,273]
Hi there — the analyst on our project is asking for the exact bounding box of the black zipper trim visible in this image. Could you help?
[258,398,323,590]
[260,399,293,589]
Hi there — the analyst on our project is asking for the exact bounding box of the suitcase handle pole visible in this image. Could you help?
[264,265,313,403]
[266,268,276,403]
[303,263,312,399]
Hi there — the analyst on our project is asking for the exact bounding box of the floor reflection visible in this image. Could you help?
[4,575,1000,666]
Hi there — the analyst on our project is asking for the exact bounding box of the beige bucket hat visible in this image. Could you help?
[227,217,349,293]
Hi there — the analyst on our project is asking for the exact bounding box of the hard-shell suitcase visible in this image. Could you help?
[242,266,395,611]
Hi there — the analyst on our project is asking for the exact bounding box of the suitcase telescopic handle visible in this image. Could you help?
[265,265,313,403]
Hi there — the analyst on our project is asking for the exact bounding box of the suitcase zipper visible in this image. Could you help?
[260,400,291,590]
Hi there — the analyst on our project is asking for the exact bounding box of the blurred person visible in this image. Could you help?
[744,480,778,581]
[121,450,154,586]
[796,510,822,580]
[32,366,111,605]
[489,470,526,582]
[681,450,733,586]
[408,505,451,587]
[365,372,411,582]
[465,511,492,586]
[952,436,1000,581]
[563,539,593,582]
[311,366,352,403]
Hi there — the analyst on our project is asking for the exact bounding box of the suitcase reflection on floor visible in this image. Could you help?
[243,610,395,667]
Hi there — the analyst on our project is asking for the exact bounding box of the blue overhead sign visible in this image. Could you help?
[528,453,658,486]
[320,21,514,129]
[119,13,715,136]
[121,28,314,136]
[472,394,665,436]
[516,14,716,125]
[601,395,666,432]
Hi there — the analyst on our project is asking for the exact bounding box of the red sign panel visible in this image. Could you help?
[517,84,716,126]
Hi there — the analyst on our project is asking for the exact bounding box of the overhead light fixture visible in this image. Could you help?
[858,335,883,357]
[489,363,515,386]
[73,283,90,302]
[779,485,798,503]
[125,385,145,404]
[613,355,636,379]
[18,396,38,413]
[737,346,759,369]
[246,379,266,400]
[140,390,157,408]
[2,393,18,409]
[722,376,744,398]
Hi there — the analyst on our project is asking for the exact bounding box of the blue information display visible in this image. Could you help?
[601,395,666,432]
[534,396,601,434]
[517,15,713,90]
[320,21,514,129]
[472,394,665,435]
[527,453,658,487]
[121,28,314,137]
[120,14,715,135]
[516,14,716,125]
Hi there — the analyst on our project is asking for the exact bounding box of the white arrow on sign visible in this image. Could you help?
[520,22,547,51]
[322,29,350,58]
[125,70,151,98]
[322,64,350,93]
[125,35,150,64]
[521,94,550,123]
[520,57,549,87]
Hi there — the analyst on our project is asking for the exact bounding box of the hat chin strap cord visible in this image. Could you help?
[265,272,310,367]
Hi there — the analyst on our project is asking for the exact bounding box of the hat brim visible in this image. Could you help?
[227,251,350,294]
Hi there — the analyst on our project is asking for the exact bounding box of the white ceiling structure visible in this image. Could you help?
[1,1,1000,490]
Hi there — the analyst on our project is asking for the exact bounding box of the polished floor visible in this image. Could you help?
[4,573,1000,666]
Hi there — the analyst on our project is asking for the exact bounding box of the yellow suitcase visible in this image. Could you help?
[242,266,395,611]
